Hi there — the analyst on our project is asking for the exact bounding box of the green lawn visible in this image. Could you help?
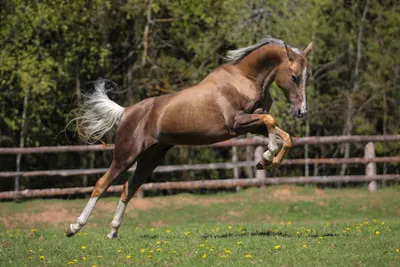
[1,185,400,266]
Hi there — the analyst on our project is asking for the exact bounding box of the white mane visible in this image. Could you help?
[226,36,302,64]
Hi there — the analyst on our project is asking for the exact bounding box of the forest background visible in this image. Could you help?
[0,0,399,193]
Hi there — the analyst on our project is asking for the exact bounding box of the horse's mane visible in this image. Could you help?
[226,36,302,64]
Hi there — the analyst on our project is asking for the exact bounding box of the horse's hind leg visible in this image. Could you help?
[66,146,140,237]
[107,144,173,239]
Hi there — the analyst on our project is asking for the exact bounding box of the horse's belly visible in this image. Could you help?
[158,132,233,146]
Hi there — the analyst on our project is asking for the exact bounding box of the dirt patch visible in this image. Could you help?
[264,185,328,202]
[0,203,75,229]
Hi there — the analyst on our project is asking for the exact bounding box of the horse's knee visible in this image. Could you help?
[263,114,277,128]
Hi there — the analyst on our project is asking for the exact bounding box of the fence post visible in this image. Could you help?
[254,146,266,188]
[364,142,377,192]
[232,146,240,192]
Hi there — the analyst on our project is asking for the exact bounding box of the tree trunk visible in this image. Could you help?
[341,0,370,177]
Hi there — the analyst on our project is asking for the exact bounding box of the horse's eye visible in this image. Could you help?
[291,75,297,83]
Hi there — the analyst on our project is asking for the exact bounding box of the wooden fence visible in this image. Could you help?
[0,135,399,199]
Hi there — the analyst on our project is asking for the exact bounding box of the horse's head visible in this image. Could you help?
[274,42,312,118]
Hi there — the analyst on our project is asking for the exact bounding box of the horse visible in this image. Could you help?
[66,36,312,239]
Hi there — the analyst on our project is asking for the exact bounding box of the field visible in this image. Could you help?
[1,185,400,266]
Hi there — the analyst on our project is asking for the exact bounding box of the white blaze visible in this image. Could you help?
[300,67,307,113]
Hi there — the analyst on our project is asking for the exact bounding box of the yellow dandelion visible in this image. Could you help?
[53,234,57,238]
[287,221,292,225]
[185,231,191,236]
[28,256,32,259]
[81,246,87,249]
[30,229,37,232]
[200,244,205,248]
[381,222,385,225]
[224,249,231,254]
[202,254,207,259]
[375,231,381,235]
[83,232,87,235]
[39,256,45,259]
[140,248,145,253]
[67,261,74,265]
[228,226,232,229]
[296,231,301,235]
[221,255,227,258]
[117,249,122,253]
[28,250,33,253]
[147,254,152,258]
[306,229,311,232]
[204,239,208,243]
[149,249,153,253]
[157,248,162,252]
[373,219,377,223]
[274,245,281,250]
[97,255,102,259]
[92,265,97,267]
[156,241,161,245]
[238,241,242,245]
[150,228,154,231]
[126,255,131,259]
[82,256,87,261]
[280,222,284,225]
[245,254,252,259]
[396,248,399,252]
[346,228,351,231]
[166,229,171,233]
[364,221,369,225]
[77,233,82,236]
[303,244,308,248]
[73,259,78,262]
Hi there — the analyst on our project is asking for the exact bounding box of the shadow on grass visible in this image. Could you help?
[202,230,348,239]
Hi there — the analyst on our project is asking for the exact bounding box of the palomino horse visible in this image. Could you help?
[66,37,312,238]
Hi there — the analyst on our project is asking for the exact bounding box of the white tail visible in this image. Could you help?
[74,80,125,144]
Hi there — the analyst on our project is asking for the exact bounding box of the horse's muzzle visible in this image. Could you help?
[293,108,308,118]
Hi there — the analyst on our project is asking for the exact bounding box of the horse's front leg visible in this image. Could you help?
[233,112,279,167]
[256,126,293,169]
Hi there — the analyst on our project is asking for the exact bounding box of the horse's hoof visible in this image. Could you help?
[107,232,118,239]
[256,159,270,170]
[65,224,76,237]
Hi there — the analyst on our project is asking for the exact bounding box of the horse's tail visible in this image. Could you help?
[74,80,125,144]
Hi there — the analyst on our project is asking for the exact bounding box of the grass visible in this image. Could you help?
[1,185,400,266]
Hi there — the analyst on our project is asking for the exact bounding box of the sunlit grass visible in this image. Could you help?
[1,186,400,266]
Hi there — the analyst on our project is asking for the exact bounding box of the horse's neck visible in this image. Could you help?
[237,46,282,113]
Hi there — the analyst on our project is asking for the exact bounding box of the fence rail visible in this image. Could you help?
[1,135,399,199]
[1,135,400,154]
[0,156,399,179]
[0,174,399,200]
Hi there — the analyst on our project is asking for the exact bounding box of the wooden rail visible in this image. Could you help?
[1,135,399,199]
[1,135,399,154]
[0,174,399,200]
[0,156,399,179]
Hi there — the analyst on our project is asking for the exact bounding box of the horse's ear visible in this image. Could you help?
[304,42,313,57]
[284,43,297,62]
